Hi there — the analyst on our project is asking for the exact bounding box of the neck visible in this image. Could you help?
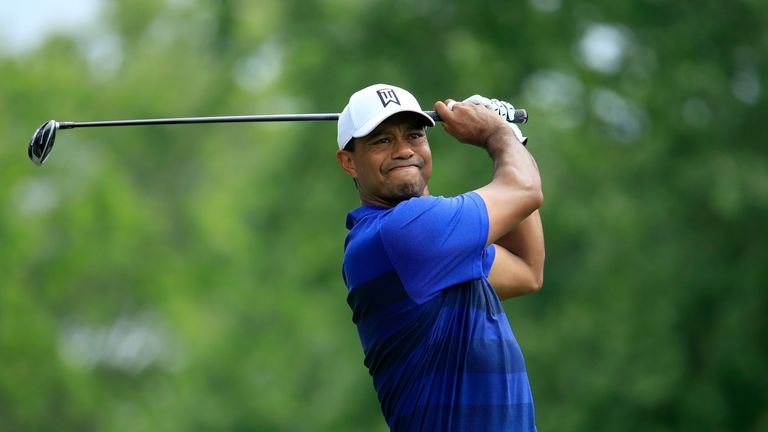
[359,185,430,208]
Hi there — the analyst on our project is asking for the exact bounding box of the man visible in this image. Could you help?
[336,83,544,431]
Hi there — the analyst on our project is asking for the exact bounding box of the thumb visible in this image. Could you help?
[434,100,457,134]
[434,100,455,120]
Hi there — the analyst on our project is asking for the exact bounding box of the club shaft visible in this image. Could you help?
[56,109,527,129]
[57,113,341,129]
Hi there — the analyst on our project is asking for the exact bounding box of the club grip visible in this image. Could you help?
[426,107,528,124]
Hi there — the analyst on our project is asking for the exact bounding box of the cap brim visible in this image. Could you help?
[352,109,435,139]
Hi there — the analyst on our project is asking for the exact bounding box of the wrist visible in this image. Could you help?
[485,125,520,156]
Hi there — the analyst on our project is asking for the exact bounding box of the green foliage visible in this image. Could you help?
[1,0,766,430]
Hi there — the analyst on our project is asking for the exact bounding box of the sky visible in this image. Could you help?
[0,0,104,55]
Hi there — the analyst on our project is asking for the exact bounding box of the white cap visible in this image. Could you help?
[337,83,435,150]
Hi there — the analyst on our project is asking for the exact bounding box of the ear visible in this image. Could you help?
[336,149,357,178]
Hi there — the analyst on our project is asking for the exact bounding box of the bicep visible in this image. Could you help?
[487,244,540,300]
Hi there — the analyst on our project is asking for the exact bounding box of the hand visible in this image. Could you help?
[434,99,512,148]
[462,95,528,145]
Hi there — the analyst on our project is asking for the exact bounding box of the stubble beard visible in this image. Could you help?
[384,178,425,204]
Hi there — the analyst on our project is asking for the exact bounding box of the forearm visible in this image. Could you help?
[437,100,542,202]
[486,127,542,197]
[494,210,545,289]
[477,127,543,244]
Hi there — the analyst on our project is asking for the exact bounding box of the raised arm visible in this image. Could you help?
[435,100,542,243]
[435,100,544,299]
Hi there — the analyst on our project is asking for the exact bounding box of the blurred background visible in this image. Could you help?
[1,0,766,430]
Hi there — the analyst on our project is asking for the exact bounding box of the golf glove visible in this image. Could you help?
[463,95,528,145]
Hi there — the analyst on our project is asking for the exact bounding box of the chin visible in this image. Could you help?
[385,182,425,204]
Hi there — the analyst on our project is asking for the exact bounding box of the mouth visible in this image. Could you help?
[387,163,420,173]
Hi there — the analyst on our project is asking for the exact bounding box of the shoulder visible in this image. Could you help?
[381,192,487,231]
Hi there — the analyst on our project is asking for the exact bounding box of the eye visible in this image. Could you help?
[407,131,425,140]
[373,137,392,145]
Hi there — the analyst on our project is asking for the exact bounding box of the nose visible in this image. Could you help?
[391,137,414,159]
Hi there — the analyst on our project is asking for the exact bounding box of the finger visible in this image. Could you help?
[434,101,456,133]
[434,100,455,120]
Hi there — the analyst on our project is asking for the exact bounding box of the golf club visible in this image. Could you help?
[27,108,528,166]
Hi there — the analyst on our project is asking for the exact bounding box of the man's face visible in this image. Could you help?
[337,112,433,207]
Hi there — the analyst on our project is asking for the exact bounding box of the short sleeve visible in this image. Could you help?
[380,192,490,304]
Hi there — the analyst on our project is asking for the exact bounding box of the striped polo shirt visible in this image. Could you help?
[342,192,536,431]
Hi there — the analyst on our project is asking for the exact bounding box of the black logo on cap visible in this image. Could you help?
[377,88,400,107]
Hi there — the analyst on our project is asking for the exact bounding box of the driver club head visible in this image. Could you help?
[28,120,58,166]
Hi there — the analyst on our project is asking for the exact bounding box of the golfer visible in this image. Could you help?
[336,83,544,431]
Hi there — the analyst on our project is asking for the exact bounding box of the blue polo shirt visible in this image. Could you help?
[342,192,536,431]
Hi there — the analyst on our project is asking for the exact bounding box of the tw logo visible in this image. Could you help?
[377,88,401,107]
